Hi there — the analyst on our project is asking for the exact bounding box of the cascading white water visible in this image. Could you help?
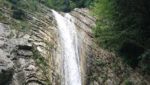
[52,10,81,85]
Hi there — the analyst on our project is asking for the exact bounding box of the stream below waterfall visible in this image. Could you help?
[52,10,81,85]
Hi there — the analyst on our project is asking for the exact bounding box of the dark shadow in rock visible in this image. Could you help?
[0,68,14,85]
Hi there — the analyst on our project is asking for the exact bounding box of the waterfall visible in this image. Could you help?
[52,10,81,85]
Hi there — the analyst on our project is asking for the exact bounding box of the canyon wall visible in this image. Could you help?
[0,1,149,84]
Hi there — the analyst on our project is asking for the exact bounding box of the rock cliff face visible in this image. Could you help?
[0,22,48,85]
[0,1,149,85]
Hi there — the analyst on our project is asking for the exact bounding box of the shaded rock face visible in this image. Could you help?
[0,49,14,85]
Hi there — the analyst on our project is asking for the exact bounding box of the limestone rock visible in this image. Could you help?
[17,50,33,57]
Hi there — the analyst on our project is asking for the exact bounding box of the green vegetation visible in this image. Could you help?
[32,47,51,85]
[0,0,39,32]
[92,0,150,74]
[124,80,134,85]
[41,0,93,12]
[7,0,38,12]
[0,12,8,24]
[12,8,25,20]
[139,50,150,75]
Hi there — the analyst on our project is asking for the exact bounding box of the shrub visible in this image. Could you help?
[119,40,145,68]
[125,80,134,85]
[7,0,19,4]
[41,0,93,12]
[12,8,25,20]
